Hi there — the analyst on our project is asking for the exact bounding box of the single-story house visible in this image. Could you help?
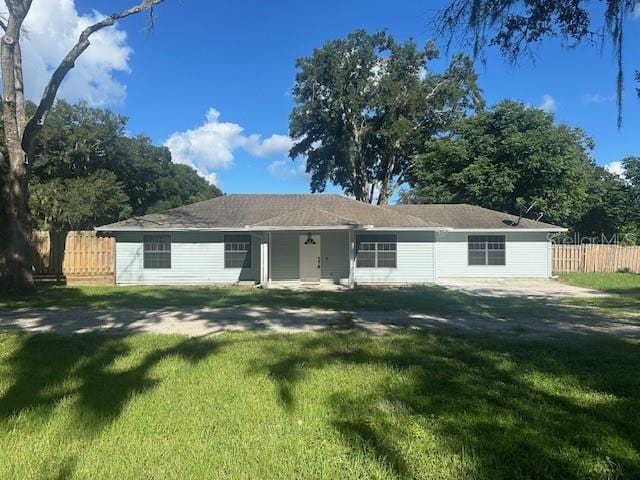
[95,194,566,287]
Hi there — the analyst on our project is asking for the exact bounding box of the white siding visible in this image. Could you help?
[114,228,552,285]
[354,231,435,284]
[270,232,299,281]
[115,232,260,285]
[435,231,552,278]
[321,231,350,282]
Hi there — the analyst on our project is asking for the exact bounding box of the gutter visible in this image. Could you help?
[446,228,568,233]
[95,225,452,233]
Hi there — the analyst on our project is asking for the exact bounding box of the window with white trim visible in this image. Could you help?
[356,234,397,268]
[468,235,505,266]
[224,235,252,268]
[143,235,171,269]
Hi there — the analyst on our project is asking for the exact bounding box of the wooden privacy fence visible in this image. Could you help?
[31,230,115,285]
[553,244,640,274]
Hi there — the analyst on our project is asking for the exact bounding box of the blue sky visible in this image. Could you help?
[24,0,640,197]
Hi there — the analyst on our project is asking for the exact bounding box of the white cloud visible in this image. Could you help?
[604,161,626,177]
[581,93,616,104]
[164,108,293,186]
[2,0,133,105]
[193,168,220,188]
[268,158,309,180]
[539,94,557,113]
[243,134,293,157]
[633,3,640,19]
[164,108,245,172]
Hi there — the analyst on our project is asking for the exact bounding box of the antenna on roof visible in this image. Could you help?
[511,201,536,227]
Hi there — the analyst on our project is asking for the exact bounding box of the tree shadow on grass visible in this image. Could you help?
[0,332,222,477]
[254,332,640,479]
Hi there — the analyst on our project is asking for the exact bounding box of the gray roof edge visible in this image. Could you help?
[388,203,565,230]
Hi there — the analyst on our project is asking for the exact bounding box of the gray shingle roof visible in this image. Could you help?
[96,194,442,231]
[387,204,564,230]
[96,195,565,231]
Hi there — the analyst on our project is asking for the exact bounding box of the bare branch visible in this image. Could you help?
[21,0,164,156]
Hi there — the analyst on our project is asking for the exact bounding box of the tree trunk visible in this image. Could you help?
[1,18,34,291]
[4,147,33,290]
[0,0,163,292]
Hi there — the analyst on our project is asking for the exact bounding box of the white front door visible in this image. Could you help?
[299,234,321,282]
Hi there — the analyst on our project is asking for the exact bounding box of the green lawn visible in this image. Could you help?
[2,277,639,327]
[0,330,638,479]
[560,272,640,296]
[559,273,640,313]
[1,284,468,311]
[1,274,638,478]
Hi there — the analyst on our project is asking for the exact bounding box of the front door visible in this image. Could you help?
[299,233,321,282]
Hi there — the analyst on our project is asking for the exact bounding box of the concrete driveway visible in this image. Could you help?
[437,278,605,299]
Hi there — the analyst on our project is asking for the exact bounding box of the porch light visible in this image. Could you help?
[304,232,317,245]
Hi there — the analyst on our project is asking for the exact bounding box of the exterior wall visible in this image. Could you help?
[321,231,350,282]
[270,231,349,283]
[115,231,260,285]
[354,231,436,284]
[435,231,552,278]
[114,228,552,285]
[270,232,299,282]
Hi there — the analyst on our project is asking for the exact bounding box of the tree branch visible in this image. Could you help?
[21,0,164,156]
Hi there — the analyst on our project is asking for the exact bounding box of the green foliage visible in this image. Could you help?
[624,156,640,186]
[290,29,483,204]
[25,100,222,230]
[573,165,637,242]
[29,171,130,231]
[404,101,595,227]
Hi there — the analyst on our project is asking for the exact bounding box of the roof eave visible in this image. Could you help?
[94,226,251,232]
[447,227,568,233]
[95,224,451,232]
[245,225,371,231]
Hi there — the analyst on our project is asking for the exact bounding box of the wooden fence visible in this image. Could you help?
[552,244,640,274]
[32,230,115,285]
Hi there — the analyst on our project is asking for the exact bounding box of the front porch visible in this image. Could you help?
[255,230,356,288]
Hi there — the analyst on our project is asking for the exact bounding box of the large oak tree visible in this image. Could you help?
[403,101,596,227]
[1,0,164,290]
[289,30,483,205]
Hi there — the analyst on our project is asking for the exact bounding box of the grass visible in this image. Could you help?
[560,272,640,297]
[0,330,638,479]
[2,278,640,332]
[0,284,478,312]
[559,273,640,313]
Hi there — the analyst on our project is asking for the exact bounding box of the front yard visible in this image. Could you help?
[1,272,639,317]
[0,273,639,479]
[1,330,638,479]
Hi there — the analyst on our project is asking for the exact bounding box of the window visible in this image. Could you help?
[356,234,397,268]
[143,235,171,269]
[224,235,252,268]
[468,235,505,266]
